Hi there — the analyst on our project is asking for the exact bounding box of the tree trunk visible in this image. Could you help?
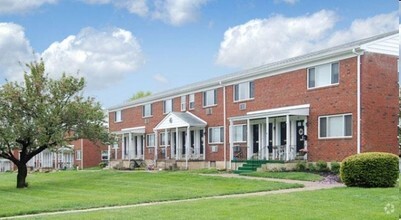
[17,163,28,188]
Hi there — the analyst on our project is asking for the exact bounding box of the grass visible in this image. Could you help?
[0,170,301,217]
[241,171,325,181]
[31,187,398,220]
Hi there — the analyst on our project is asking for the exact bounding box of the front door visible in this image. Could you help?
[280,122,286,145]
[253,124,259,154]
[296,120,305,151]
[268,123,273,153]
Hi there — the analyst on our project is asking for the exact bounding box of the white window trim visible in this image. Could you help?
[114,110,122,122]
[142,104,153,118]
[203,89,217,108]
[146,133,155,148]
[307,62,339,90]
[181,95,186,111]
[189,94,195,110]
[318,113,352,139]
[232,124,247,143]
[163,99,173,115]
[233,81,255,102]
[208,126,224,144]
[76,150,82,160]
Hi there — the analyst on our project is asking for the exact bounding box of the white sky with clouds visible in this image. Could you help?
[0,0,398,107]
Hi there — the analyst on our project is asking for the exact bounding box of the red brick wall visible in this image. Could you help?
[72,139,107,168]
[360,53,398,154]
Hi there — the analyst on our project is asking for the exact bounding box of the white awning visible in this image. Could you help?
[154,112,207,130]
[229,104,310,122]
[114,126,145,134]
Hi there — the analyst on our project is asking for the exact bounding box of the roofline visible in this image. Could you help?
[108,30,398,111]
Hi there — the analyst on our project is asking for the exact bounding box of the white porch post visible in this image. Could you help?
[185,126,190,169]
[154,130,158,164]
[164,129,168,159]
[141,135,145,160]
[266,117,269,160]
[229,120,233,170]
[128,133,133,160]
[247,119,251,160]
[175,127,179,160]
[170,130,174,159]
[121,134,125,160]
[286,115,290,161]
[304,117,308,160]
[202,128,206,160]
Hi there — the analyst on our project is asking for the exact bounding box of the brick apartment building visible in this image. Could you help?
[108,31,399,170]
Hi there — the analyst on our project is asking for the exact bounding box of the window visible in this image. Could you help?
[160,132,171,146]
[203,89,217,107]
[76,150,81,160]
[114,110,122,122]
[181,95,186,111]
[101,151,108,160]
[319,114,352,138]
[308,62,339,88]
[234,81,254,101]
[142,104,152,117]
[233,125,247,142]
[163,99,173,114]
[147,134,155,147]
[189,94,195,110]
[208,127,224,144]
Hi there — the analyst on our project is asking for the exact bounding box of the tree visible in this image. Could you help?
[0,60,111,188]
[129,91,151,101]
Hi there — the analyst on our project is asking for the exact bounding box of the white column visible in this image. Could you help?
[304,117,308,160]
[170,130,174,159]
[286,115,290,161]
[121,134,125,160]
[141,135,145,160]
[164,129,168,159]
[175,127,179,160]
[266,117,269,160]
[107,145,111,162]
[247,119,251,160]
[185,126,190,169]
[154,130,158,164]
[229,120,233,169]
[202,128,206,160]
[128,133,133,160]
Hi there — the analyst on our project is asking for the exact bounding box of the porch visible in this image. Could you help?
[115,126,146,161]
[229,104,309,166]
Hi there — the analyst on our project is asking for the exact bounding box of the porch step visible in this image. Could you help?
[233,160,275,174]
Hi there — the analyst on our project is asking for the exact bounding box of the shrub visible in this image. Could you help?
[330,161,341,174]
[99,162,107,169]
[295,161,307,171]
[340,152,399,187]
[316,160,329,172]
[307,163,316,172]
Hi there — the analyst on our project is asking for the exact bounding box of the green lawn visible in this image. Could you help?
[241,171,325,181]
[0,170,301,217]
[32,187,398,220]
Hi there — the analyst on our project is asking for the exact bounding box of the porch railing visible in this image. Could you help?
[232,145,299,161]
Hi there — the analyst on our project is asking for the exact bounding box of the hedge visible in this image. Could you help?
[340,152,399,187]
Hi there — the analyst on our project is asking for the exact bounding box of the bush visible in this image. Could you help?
[99,162,108,169]
[330,161,341,174]
[316,160,329,172]
[307,163,316,172]
[295,161,307,171]
[340,152,399,187]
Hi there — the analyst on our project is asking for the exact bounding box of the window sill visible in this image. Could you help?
[208,142,224,145]
[307,83,339,91]
[114,120,122,123]
[142,115,153,119]
[203,104,217,108]
[233,98,254,103]
[318,136,352,140]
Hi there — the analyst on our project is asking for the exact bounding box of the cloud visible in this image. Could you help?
[82,0,148,17]
[41,27,145,89]
[0,0,57,14]
[216,10,337,68]
[0,23,37,81]
[216,10,398,69]
[152,73,169,84]
[152,0,209,26]
[274,0,299,5]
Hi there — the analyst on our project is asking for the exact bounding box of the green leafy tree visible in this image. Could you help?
[0,61,111,188]
[129,91,151,101]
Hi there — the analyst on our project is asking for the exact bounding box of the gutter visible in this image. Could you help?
[352,48,364,154]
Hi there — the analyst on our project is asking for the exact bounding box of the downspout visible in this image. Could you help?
[352,48,364,154]
[220,81,227,170]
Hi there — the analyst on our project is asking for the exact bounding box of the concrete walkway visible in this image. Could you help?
[1,174,345,219]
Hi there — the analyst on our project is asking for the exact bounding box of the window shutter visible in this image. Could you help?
[249,81,254,98]
[319,117,327,137]
[220,127,224,142]
[308,68,315,88]
[203,92,206,106]
[234,84,239,101]
[331,63,339,84]
[214,89,217,105]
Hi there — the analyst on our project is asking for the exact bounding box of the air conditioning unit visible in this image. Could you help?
[206,108,213,115]
[211,145,218,152]
[239,103,246,110]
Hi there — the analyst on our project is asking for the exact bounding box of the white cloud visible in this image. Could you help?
[216,10,398,69]
[216,10,337,68]
[42,27,145,89]
[83,0,148,17]
[151,0,209,26]
[152,73,168,84]
[0,23,37,81]
[0,0,57,14]
[274,0,299,5]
